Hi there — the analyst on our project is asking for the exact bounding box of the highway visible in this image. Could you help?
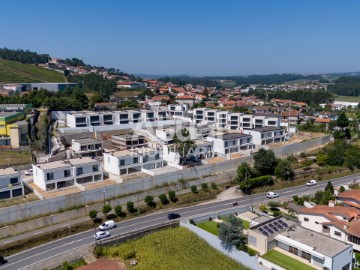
[0,174,358,270]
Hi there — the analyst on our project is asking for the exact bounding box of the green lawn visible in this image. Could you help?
[334,95,360,103]
[197,220,219,235]
[0,151,32,166]
[262,250,316,270]
[102,227,250,270]
[197,217,250,236]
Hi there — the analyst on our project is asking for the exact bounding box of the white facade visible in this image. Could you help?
[104,148,164,176]
[243,127,286,145]
[206,133,254,155]
[71,138,103,158]
[32,158,103,191]
[167,104,187,118]
[0,167,24,199]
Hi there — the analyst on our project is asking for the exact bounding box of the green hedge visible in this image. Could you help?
[240,175,273,194]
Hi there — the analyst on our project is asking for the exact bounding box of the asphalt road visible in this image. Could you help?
[0,174,358,270]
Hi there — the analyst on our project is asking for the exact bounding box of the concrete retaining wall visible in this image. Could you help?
[258,257,286,270]
[0,135,330,226]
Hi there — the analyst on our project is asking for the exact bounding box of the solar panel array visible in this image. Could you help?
[258,220,288,236]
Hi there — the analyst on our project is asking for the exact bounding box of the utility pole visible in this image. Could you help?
[137,193,140,216]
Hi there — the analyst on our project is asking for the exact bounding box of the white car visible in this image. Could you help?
[306,180,317,186]
[266,192,279,199]
[94,231,110,240]
[25,169,33,176]
[98,220,116,231]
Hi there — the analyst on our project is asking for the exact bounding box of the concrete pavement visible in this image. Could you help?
[0,173,358,270]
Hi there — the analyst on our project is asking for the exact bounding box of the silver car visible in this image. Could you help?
[94,231,110,240]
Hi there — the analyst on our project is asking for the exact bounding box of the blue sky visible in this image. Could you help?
[0,0,359,76]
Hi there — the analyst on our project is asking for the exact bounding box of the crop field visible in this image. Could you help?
[102,227,250,270]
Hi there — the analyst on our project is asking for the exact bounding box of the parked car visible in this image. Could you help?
[0,254,5,265]
[94,231,110,240]
[99,220,116,231]
[306,180,317,186]
[25,169,33,176]
[266,192,279,199]
[167,213,181,220]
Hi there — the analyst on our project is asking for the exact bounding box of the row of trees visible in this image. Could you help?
[0,47,49,64]
[250,89,334,105]
[0,87,89,111]
[328,76,360,96]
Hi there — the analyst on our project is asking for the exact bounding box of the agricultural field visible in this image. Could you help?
[0,59,65,83]
[101,227,250,270]
[112,90,142,98]
[0,150,32,166]
[334,95,360,103]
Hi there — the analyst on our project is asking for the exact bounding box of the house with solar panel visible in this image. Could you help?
[248,216,353,270]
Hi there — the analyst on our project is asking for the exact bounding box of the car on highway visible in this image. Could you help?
[167,213,181,220]
[25,169,33,176]
[99,220,116,230]
[94,231,110,240]
[306,180,317,186]
[266,191,279,199]
[0,254,5,265]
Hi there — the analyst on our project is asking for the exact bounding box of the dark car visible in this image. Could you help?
[167,213,181,220]
[0,254,6,264]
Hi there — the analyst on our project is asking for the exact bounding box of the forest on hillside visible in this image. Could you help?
[327,76,360,96]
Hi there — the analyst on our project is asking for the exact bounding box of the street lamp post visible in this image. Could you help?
[103,191,106,205]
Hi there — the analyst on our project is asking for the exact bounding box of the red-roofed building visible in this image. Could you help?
[175,95,195,107]
[299,205,360,251]
[337,190,360,211]
[152,95,170,102]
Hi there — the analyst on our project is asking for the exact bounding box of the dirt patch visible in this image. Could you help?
[78,259,125,270]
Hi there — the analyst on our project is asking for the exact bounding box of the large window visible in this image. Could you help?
[64,169,71,178]
[10,177,18,184]
[335,231,342,237]
[289,246,298,255]
[301,251,311,262]
[47,172,54,181]
[119,160,125,166]
[76,167,83,176]
[349,234,360,245]
[92,165,99,172]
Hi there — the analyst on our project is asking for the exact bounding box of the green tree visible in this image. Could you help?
[337,112,349,130]
[218,214,245,250]
[158,194,169,205]
[145,195,155,207]
[168,190,176,202]
[191,185,198,194]
[102,204,112,218]
[339,186,346,193]
[345,145,360,170]
[114,205,122,217]
[89,210,97,220]
[89,92,104,109]
[201,183,208,191]
[253,148,278,175]
[235,162,252,184]
[173,128,197,165]
[325,181,334,194]
[274,159,295,180]
[126,201,135,213]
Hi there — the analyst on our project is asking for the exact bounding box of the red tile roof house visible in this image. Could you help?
[314,117,331,130]
[152,95,170,102]
[299,205,360,251]
[337,190,360,211]
[175,95,195,107]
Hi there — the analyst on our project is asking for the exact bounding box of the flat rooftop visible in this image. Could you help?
[111,150,133,157]
[0,167,19,176]
[112,134,145,140]
[278,226,350,257]
[35,157,98,170]
[250,127,283,132]
[213,133,252,140]
[72,138,101,144]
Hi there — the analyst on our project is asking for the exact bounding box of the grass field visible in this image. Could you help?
[0,59,65,83]
[102,227,250,270]
[197,218,250,237]
[112,90,142,98]
[0,151,31,166]
[262,250,316,270]
[334,95,360,103]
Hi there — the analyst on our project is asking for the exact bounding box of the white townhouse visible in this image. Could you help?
[103,147,165,176]
[71,138,103,158]
[167,104,187,117]
[216,111,229,129]
[206,133,254,155]
[0,167,24,199]
[67,112,116,128]
[243,127,286,145]
[193,108,207,124]
[32,157,103,191]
